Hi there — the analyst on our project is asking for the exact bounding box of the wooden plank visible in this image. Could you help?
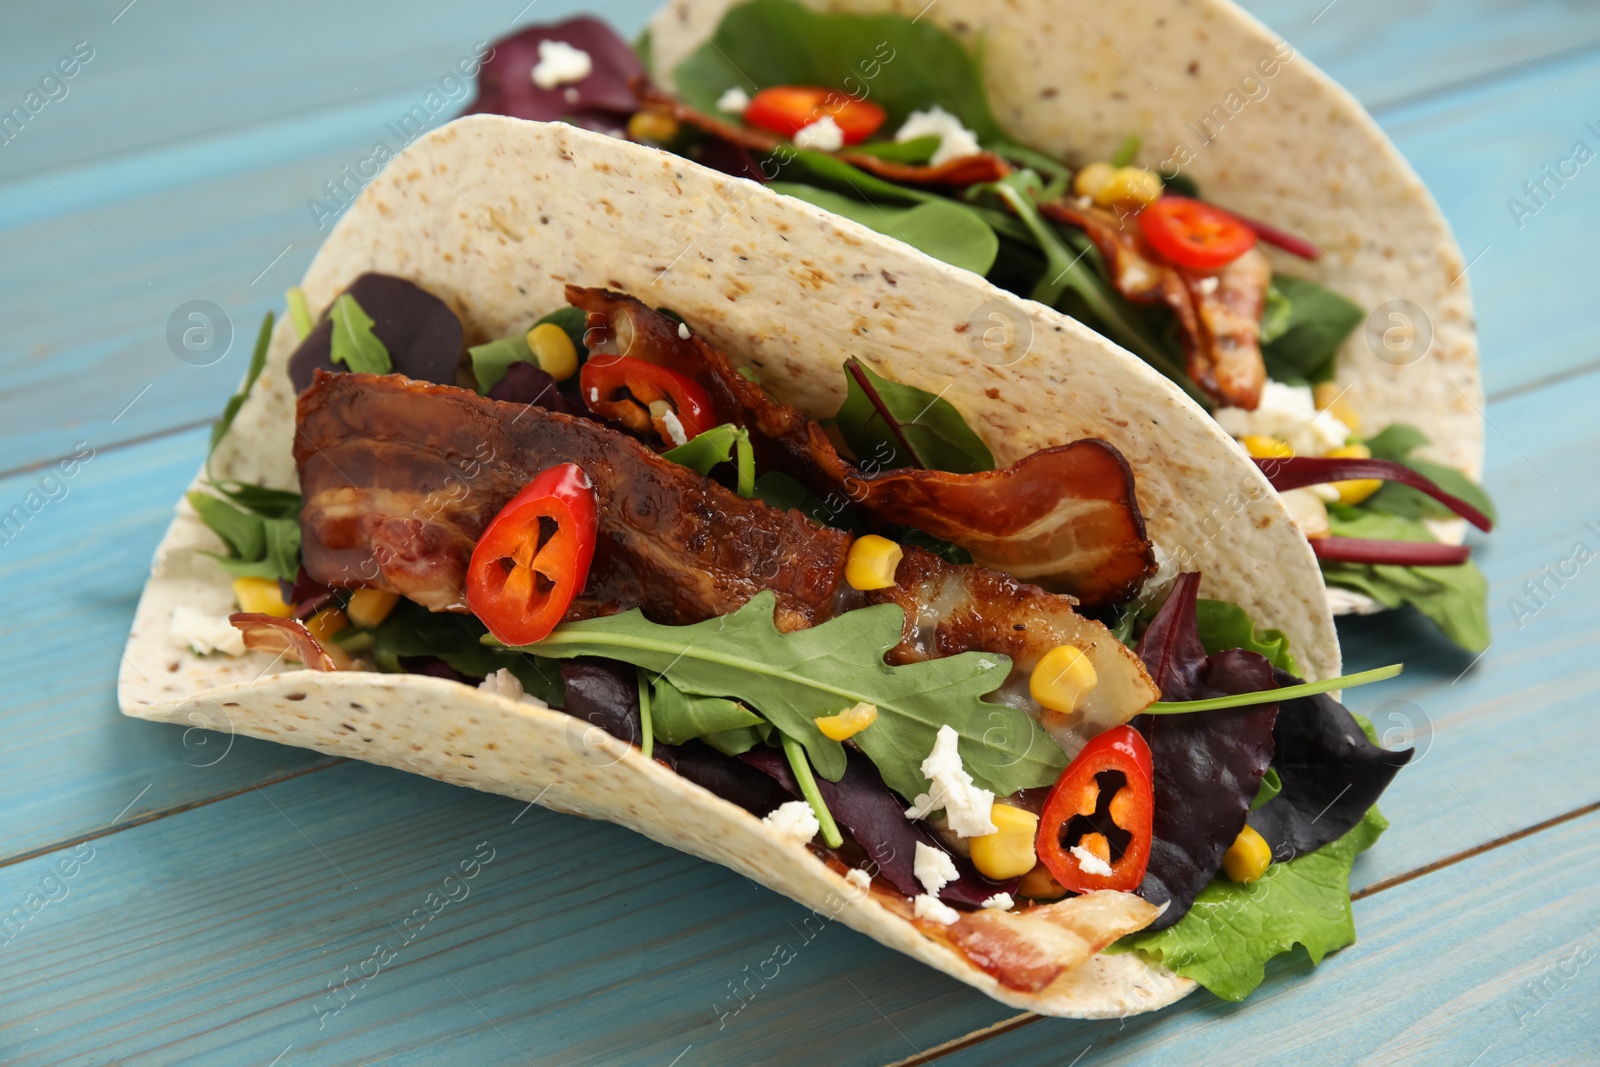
[0,427,336,861]
[928,809,1600,1066]
[0,760,1017,1066]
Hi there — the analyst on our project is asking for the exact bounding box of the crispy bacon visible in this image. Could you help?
[293,372,1157,742]
[567,287,1155,610]
[230,613,341,671]
[634,84,1011,188]
[1040,199,1270,410]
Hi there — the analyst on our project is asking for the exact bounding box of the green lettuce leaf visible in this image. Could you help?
[1194,598,1297,673]
[835,357,995,474]
[1111,805,1388,1001]
[510,591,1060,800]
[768,182,999,274]
[1261,276,1363,385]
[328,294,391,375]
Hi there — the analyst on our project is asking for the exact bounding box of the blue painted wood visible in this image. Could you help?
[0,427,336,860]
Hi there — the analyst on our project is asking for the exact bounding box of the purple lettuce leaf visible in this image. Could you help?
[464,18,644,132]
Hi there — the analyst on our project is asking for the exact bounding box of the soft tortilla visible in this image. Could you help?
[121,115,1350,1015]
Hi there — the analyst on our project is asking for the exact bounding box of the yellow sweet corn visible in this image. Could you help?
[814,701,878,741]
[346,588,399,628]
[1313,382,1361,433]
[1326,442,1382,505]
[1241,434,1294,460]
[845,534,903,591]
[232,576,292,618]
[1029,644,1097,715]
[526,322,580,381]
[1098,166,1163,209]
[627,109,680,144]
[1072,161,1117,202]
[969,804,1040,881]
[304,608,353,670]
[1223,824,1272,884]
[1018,863,1068,900]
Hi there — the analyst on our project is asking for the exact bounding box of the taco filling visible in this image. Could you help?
[182,274,1410,1002]
[449,0,1495,652]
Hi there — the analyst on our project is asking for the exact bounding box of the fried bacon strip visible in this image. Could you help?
[1040,199,1270,411]
[567,286,1155,609]
[634,84,1011,188]
[293,372,1157,747]
[230,613,342,671]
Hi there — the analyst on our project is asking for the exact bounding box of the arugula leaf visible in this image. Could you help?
[1195,598,1297,674]
[1251,768,1282,810]
[510,591,1060,800]
[206,311,274,476]
[1111,805,1387,1001]
[470,307,589,392]
[187,489,302,583]
[835,357,994,474]
[1260,276,1363,385]
[286,287,313,340]
[1362,424,1497,526]
[662,423,755,496]
[1321,505,1491,652]
[769,182,999,274]
[205,482,302,519]
[328,294,392,375]
[354,599,565,705]
[672,0,1004,141]
[187,491,265,560]
[650,676,764,745]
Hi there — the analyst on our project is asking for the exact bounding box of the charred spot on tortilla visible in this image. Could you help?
[287,273,463,393]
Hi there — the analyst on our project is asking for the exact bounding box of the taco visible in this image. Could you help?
[122,116,1409,1015]
[456,0,1496,652]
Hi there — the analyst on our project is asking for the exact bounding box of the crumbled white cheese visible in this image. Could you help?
[1309,483,1342,502]
[1214,380,1349,458]
[913,894,961,925]
[659,409,689,447]
[913,841,959,897]
[562,86,580,104]
[531,40,592,89]
[903,725,996,837]
[716,86,751,113]
[676,321,691,340]
[845,868,872,892]
[1070,844,1114,878]
[1141,540,1178,601]
[894,105,981,167]
[981,893,1015,911]
[793,115,844,151]
[477,668,549,708]
[763,801,820,846]
[1195,275,1220,296]
[170,605,245,657]
[588,387,600,403]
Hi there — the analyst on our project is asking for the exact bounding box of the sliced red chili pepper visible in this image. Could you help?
[1138,195,1258,270]
[1036,725,1154,893]
[466,463,598,646]
[579,353,715,448]
[743,86,886,146]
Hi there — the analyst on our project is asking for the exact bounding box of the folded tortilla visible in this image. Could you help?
[119,115,1340,1015]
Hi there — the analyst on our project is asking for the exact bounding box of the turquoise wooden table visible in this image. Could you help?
[3,1,1597,1063]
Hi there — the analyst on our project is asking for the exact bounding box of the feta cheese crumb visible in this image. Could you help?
[1141,540,1178,601]
[1070,844,1114,878]
[981,893,1014,911]
[589,387,600,403]
[1215,380,1349,458]
[1195,275,1220,295]
[793,115,844,151]
[716,86,751,113]
[562,87,580,104]
[170,605,245,657]
[845,868,872,892]
[913,894,961,925]
[763,801,820,846]
[531,40,592,90]
[659,408,689,447]
[913,841,959,897]
[903,725,997,837]
[676,321,691,340]
[478,668,549,708]
[894,106,981,166]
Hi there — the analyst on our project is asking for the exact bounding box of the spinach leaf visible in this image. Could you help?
[1260,276,1363,385]
[835,357,995,474]
[206,311,274,477]
[848,135,939,163]
[512,590,1060,801]
[328,294,391,375]
[650,676,765,745]
[768,182,999,274]
[672,0,1004,141]
[1362,423,1496,525]
[1194,598,1297,673]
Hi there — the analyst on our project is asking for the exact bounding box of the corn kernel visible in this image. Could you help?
[346,588,399,628]
[1018,863,1068,900]
[969,804,1040,880]
[627,109,680,144]
[1223,824,1273,884]
[845,535,903,591]
[1313,382,1361,432]
[1325,443,1382,505]
[1029,644,1098,715]
[526,322,580,381]
[1072,161,1116,202]
[1097,166,1163,210]
[232,576,292,618]
[1241,434,1294,460]
[815,701,878,741]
